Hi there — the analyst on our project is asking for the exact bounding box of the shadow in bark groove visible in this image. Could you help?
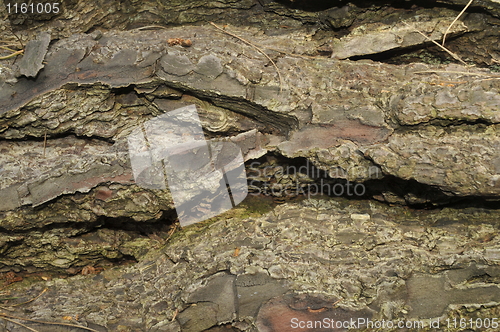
[245,152,500,209]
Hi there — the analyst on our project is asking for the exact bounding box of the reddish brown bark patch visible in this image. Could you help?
[278,120,391,156]
[95,187,114,201]
[256,293,373,332]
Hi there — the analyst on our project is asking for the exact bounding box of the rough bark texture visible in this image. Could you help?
[0,0,500,331]
[2,200,500,331]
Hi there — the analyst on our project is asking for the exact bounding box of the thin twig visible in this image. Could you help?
[0,316,40,332]
[209,22,283,93]
[332,298,343,307]
[0,313,101,332]
[0,49,24,60]
[9,28,24,50]
[133,25,168,31]
[165,222,179,242]
[9,288,47,307]
[0,45,19,51]
[476,77,500,82]
[0,296,18,301]
[442,0,474,46]
[171,308,179,322]
[402,21,467,65]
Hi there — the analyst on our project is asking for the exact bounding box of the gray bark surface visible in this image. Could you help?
[0,0,499,331]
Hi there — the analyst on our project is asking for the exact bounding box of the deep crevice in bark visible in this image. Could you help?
[0,214,177,274]
[395,120,498,131]
[163,82,299,136]
[245,152,500,209]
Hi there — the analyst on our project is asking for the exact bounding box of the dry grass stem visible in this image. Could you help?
[0,45,19,51]
[10,28,24,50]
[0,313,101,332]
[10,289,47,307]
[0,316,40,332]
[165,222,179,242]
[332,298,343,307]
[0,28,24,61]
[442,0,474,46]
[0,288,99,331]
[0,49,24,60]
[171,308,179,322]
[134,25,168,30]
[403,21,467,65]
[209,22,283,93]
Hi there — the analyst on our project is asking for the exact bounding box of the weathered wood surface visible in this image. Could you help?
[1,25,499,219]
[3,200,500,331]
[0,1,500,331]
